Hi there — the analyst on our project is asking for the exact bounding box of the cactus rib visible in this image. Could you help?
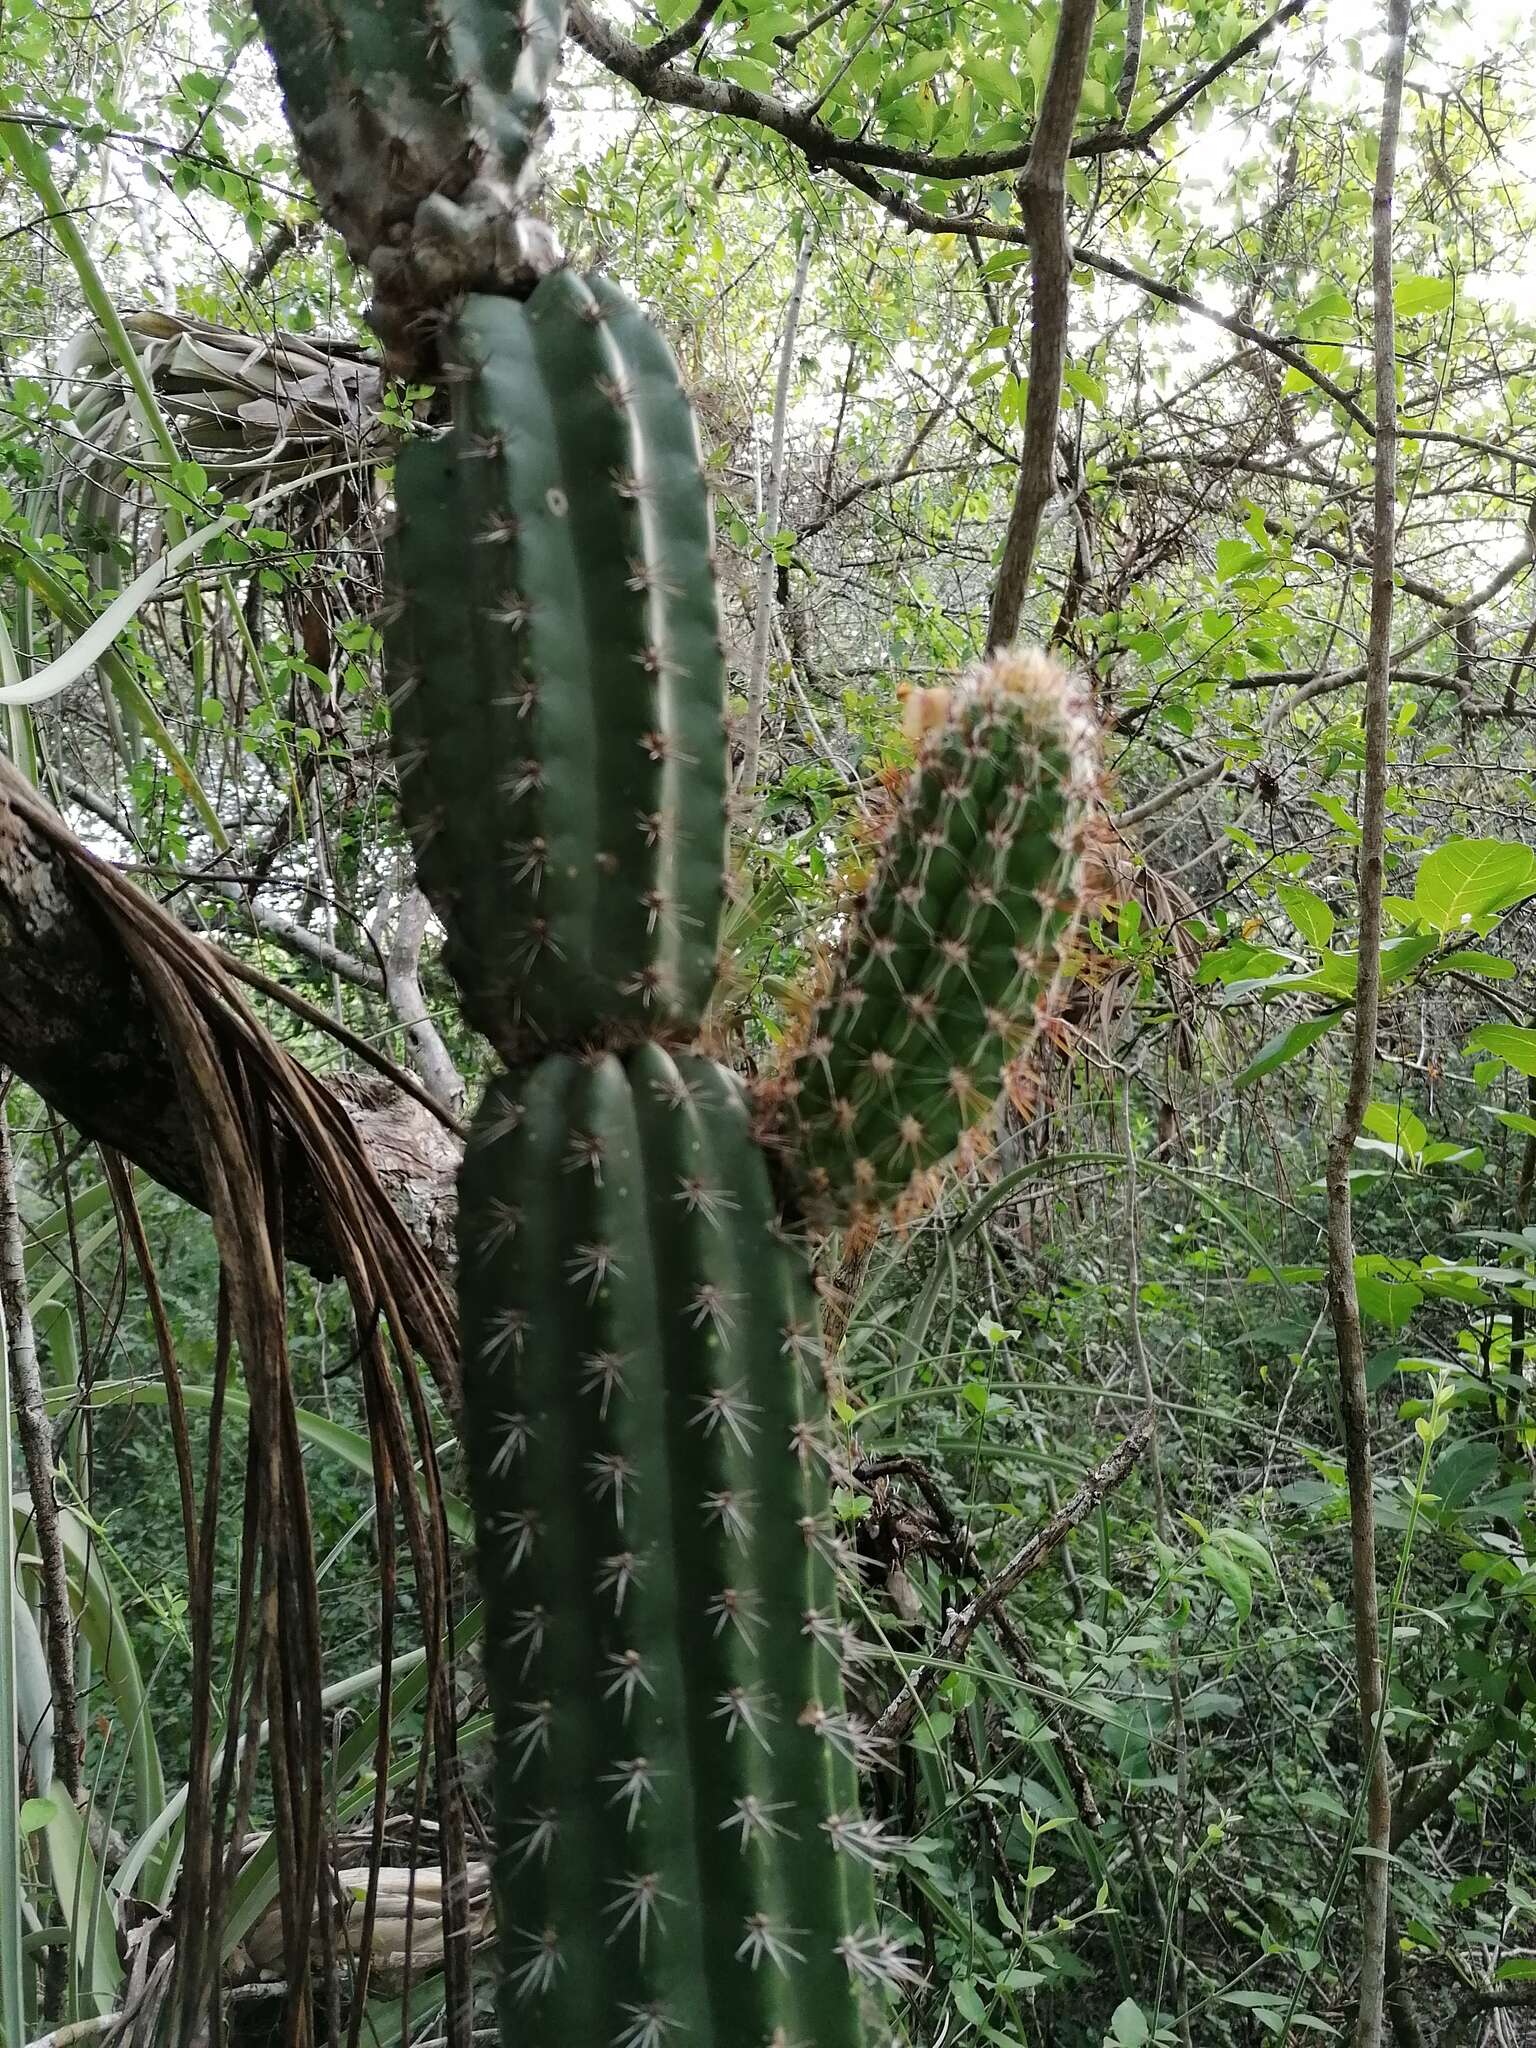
[460,1051,878,2048]
[388,278,728,1059]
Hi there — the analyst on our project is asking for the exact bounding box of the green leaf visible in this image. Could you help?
[1467,1025,1536,1078]
[1297,284,1353,332]
[1430,950,1515,979]
[1109,1999,1150,2047]
[1414,838,1536,933]
[1419,1141,1483,1170]
[1451,1874,1496,1907]
[1394,273,1454,318]
[1495,1958,1536,1982]
[1215,537,1268,582]
[1199,1542,1252,1620]
[1061,363,1106,410]
[1353,1271,1423,1328]
[1315,791,1362,842]
[1197,941,1292,987]
[1362,1101,1427,1162]
[1381,934,1436,983]
[42,1797,122,2012]
[1236,1010,1345,1088]
[962,54,1026,109]
[18,1796,56,1833]
[1276,882,1334,947]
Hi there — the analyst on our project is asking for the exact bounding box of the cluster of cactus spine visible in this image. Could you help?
[252,4,1101,2044]
[764,650,1101,1235]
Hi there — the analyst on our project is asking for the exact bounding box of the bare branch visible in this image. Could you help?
[568,0,1311,176]
[871,1409,1153,1745]
[384,887,465,1111]
[737,232,814,802]
[1323,4,1410,2039]
[985,0,1099,649]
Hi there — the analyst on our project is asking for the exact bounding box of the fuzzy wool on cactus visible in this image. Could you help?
[761,648,1101,1234]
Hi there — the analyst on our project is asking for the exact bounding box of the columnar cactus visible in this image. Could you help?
[386,278,728,1058]
[768,651,1099,1232]
[252,4,1101,2044]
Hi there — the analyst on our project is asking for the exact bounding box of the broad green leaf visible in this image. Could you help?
[1382,934,1439,983]
[1467,1025,1536,1077]
[1451,1875,1496,1906]
[1414,838,1536,933]
[1430,950,1516,979]
[1276,882,1335,947]
[1109,1998,1150,2047]
[1212,1528,1278,1585]
[1235,1010,1345,1088]
[1419,1141,1484,1170]
[1199,1542,1252,1620]
[1394,273,1454,318]
[1215,537,1267,581]
[1362,1102,1428,1162]
[1353,1270,1423,1329]
[1197,942,1292,987]
[962,54,1025,108]
[1297,284,1353,331]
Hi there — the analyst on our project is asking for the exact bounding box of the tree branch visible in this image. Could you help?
[985,0,1099,649]
[638,0,723,69]
[737,232,814,803]
[1324,5,1409,2040]
[567,0,1311,176]
[870,1409,1153,1745]
[384,886,465,1111]
[1105,0,1310,154]
[0,765,461,1287]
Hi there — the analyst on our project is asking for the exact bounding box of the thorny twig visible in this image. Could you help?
[870,1410,1154,1745]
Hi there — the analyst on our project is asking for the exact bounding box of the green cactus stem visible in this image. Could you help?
[251,0,565,348]
[459,1046,904,2048]
[386,273,729,1060]
[768,649,1100,1230]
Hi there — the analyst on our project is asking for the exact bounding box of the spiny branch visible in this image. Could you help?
[870,1409,1153,1745]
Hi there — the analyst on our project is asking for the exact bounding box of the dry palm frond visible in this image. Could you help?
[53,309,388,554]
[243,1861,495,1983]
[0,754,467,2048]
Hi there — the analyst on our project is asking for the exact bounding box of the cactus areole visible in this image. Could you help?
[252,2,1100,2042]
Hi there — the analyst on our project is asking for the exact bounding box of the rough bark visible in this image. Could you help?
[984,0,1098,650]
[1322,5,1410,2044]
[0,772,460,1282]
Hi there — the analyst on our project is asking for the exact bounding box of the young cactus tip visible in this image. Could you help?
[765,647,1103,1234]
[902,646,1101,779]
